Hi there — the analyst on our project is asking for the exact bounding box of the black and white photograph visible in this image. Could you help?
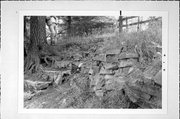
[23,13,162,109]
[1,1,179,119]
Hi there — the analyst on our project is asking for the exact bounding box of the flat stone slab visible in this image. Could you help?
[93,54,106,62]
[118,52,139,60]
[153,70,162,85]
[24,80,52,91]
[106,49,121,55]
[106,54,119,63]
[103,63,119,70]
[104,75,114,80]
[119,60,134,68]
[54,61,71,69]
[143,60,162,79]
[99,67,114,75]
[105,78,125,91]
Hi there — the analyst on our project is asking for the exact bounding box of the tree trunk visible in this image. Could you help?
[24,16,27,37]
[67,16,72,37]
[24,16,46,74]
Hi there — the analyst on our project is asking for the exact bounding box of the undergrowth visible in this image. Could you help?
[56,18,161,54]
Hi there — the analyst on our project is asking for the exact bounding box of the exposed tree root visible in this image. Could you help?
[41,55,56,67]
[25,53,40,74]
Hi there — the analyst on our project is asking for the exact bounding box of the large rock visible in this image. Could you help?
[153,70,162,85]
[105,79,115,91]
[24,80,36,92]
[124,76,162,108]
[95,75,105,90]
[99,67,114,75]
[90,65,100,75]
[114,68,123,77]
[24,92,35,101]
[90,74,103,88]
[105,78,125,91]
[128,67,134,74]
[35,81,52,90]
[93,54,106,62]
[118,60,134,68]
[54,73,63,85]
[128,76,161,96]
[106,49,121,55]
[73,74,90,91]
[153,52,162,61]
[143,60,162,79]
[104,75,114,80]
[124,84,139,103]
[54,60,71,69]
[105,48,121,63]
[118,52,139,60]
[103,63,119,70]
[122,67,131,75]
[125,68,143,81]
[24,80,52,91]
[106,54,119,63]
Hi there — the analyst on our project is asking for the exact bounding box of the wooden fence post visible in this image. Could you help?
[119,10,123,33]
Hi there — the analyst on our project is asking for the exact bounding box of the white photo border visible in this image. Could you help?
[1,1,179,119]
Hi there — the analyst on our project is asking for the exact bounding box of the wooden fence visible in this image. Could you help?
[118,16,162,32]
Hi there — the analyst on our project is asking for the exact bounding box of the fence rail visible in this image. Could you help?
[119,16,162,32]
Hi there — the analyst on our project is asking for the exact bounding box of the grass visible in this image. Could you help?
[56,18,161,54]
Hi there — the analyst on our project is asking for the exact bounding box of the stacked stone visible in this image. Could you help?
[89,47,162,108]
[89,48,139,96]
[124,60,162,108]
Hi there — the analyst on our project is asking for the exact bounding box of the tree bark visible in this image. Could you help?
[24,16,27,37]
[24,16,46,74]
[67,16,72,37]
